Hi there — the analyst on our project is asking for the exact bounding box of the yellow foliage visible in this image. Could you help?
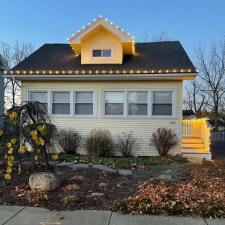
[18,145,28,154]
[31,130,38,140]
[6,167,12,174]
[6,142,12,148]
[8,111,17,124]
[37,124,47,136]
[8,148,13,154]
[8,155,14,162]
[51,154,59,160]
[11,138,17,145]
[35,137,44,146]
[8,161,13,167]
[0,129,3,136]
[4,173,12,180]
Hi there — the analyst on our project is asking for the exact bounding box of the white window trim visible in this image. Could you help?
[102,89,177,119]
[51,91,72,116]
[74,91,96,117]
[28,90,49,112]
[151,89,177,119]
[103,90,126,118]
[27,88,96,118]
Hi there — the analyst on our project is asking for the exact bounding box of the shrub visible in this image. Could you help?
[115,132,139,157]
[85,129,114,157]
[59,129,81,155]
[151,128,178,157]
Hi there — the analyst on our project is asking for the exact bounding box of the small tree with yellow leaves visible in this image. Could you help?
[0,101,57,180]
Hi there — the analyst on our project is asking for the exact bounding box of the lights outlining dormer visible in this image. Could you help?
[67,16,135,64]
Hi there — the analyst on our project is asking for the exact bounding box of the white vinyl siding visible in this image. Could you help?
[24,80,182,156]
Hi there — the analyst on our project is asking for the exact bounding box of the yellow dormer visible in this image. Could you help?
[68,16,135,64]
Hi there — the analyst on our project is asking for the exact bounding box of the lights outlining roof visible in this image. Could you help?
[4,69,198,76]
[68,16,135,55]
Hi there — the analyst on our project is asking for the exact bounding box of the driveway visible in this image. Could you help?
[0,206,223,225]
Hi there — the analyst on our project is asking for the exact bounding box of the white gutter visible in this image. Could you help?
[4,73,197,81]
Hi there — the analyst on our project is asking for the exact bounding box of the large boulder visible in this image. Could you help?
[29,173,60,191]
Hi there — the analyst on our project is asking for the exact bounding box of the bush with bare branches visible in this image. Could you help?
[151,128,178,157]
[115,132,139,157]
[85,129,114,157]
[58,129,81,155]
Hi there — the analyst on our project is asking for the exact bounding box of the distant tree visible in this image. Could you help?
[0,41,35,107]
[184,79,208,117]
[151,32,172,42]
[196,37,225,130]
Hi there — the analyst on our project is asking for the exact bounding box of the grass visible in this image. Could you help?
[58,154,188,169]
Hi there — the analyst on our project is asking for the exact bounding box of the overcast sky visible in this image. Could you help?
[1,0,225,62]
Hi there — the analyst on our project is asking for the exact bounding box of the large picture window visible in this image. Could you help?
[29,91,48,111]
[75,92,93,115]
[152,91,173,116]
[128,91,147,115]
[105,92,124,115]
[52,92,70,115]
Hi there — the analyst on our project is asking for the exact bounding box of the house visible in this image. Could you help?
[183,110,196,120]
[4,16,211,158]
[0,54,7,115]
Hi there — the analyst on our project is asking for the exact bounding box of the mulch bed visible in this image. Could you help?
[0,166,147,211]
[2,162,225,218]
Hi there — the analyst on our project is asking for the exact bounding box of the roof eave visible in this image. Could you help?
[4,73,197,81]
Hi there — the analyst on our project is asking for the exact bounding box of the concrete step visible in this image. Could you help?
[182,143,205,148]
[182,152,212,160]
[182,147,208,154]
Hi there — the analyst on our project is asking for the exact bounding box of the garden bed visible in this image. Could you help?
[1,162,225,218]
[59,154,188,169]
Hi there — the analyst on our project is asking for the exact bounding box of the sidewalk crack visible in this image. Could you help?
[203,217,209,225]
[3,206,26,225]
[107,211,113,225]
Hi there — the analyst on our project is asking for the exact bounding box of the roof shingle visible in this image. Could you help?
[12,41,196,73]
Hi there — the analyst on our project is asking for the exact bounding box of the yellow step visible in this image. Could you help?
[182,137,203,144]
[182,143,205,148]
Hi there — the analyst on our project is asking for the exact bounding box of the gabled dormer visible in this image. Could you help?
[68,16,135,64]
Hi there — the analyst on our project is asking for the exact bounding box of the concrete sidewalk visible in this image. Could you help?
[0,206,224,225]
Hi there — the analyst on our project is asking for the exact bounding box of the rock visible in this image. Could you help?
[90,192,105,198]
[63,195,78,204]
[29,173,60,191]
[118,169,132,176]
[99,182,107,191]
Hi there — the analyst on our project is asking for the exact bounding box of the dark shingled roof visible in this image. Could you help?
[12,41,196,73]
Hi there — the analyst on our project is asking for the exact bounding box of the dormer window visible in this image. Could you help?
[92,49,112,58]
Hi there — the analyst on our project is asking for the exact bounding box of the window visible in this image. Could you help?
[105,92,124,115]
[128,92,147,115]
[52,92,70,115]
[92,49,111,57]
[75,92,93,115]
[29,91,48,111]
[152,91,173,116]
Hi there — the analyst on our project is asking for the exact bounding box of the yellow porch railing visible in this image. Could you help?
[182,118,211,153]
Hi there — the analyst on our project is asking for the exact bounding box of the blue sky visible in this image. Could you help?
[0,0,225,62]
